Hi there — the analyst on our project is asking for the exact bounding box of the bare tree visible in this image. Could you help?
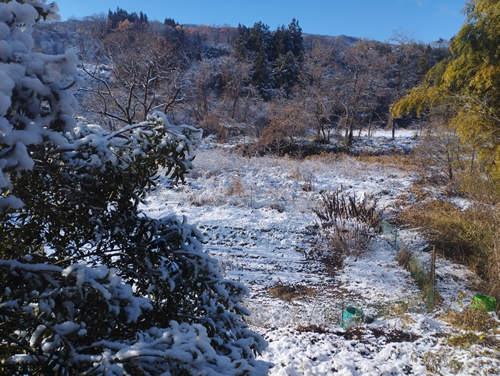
[80,13,108,40]
[219,58,252,120]
[258,97,309,155]
[184,60,217,124]
[386,32,424,139]
[332,39,387,145]
[300,39,339,141]
[79,23,188,128]
[181,57,254,139]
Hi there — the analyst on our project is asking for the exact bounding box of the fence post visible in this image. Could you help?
[428,245,436,311]
[431,245,436,284]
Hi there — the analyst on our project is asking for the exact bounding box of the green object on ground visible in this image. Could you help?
[472,294,498,312]
[341,306,364,329]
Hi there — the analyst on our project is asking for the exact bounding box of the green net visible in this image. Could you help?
[380,221,435,311]
[379,220,403,250]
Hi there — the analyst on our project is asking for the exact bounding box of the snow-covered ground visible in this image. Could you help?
[142,130,500,375]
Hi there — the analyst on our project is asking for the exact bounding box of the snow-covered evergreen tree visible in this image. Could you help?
[0,1,269,374]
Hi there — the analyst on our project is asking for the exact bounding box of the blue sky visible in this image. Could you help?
[55,0,466,43]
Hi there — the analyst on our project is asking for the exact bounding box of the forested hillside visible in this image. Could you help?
[34,7,450,150]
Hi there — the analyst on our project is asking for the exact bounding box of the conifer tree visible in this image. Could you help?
[273,50,298,96]
[288,18,304,61]
[253,44,271,99]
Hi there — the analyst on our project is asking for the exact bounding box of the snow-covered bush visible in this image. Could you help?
[0,1,269,374]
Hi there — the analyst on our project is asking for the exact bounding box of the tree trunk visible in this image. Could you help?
[388,115,395,140]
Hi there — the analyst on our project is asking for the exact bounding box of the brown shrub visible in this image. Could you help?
[309,188,381,271]
[226,176,244,196]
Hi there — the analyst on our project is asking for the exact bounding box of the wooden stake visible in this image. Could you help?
[431,245,436,285]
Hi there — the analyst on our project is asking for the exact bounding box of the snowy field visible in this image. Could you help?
[142,130,500,375]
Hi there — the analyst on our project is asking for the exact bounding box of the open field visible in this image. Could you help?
[142,131,500,375]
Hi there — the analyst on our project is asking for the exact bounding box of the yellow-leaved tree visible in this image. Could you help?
[392,0,500,181]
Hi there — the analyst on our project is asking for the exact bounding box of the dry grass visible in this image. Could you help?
[459,172,500,206]
[398,198,500,300]
[304,151,350,164]
[441,306,498,333]
[355,153,418,171]
[314,188,381,229]
[285,162,316,192]
[395,127,500,298]
[268,282,317,302]
[423,302,500,374]
[439,298,500,360]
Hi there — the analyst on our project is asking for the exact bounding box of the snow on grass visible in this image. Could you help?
[141,134,500,375]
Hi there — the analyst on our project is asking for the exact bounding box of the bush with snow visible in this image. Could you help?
[0,1,269,374]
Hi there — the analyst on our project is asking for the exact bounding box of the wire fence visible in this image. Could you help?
[379,220,435,311]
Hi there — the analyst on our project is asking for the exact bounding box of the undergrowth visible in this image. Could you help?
[442,309,499,334]
[397,128,500,300]
[398,199,500,300]
[421,293,500,375]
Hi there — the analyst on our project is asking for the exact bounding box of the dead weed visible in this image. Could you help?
[268,282,317,302]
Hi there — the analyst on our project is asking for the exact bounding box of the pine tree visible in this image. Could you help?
[270,25,287,62]
[253,43,272,99]
[273,50,298,96]
[164,17,178,28]
[288,18,304,61]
